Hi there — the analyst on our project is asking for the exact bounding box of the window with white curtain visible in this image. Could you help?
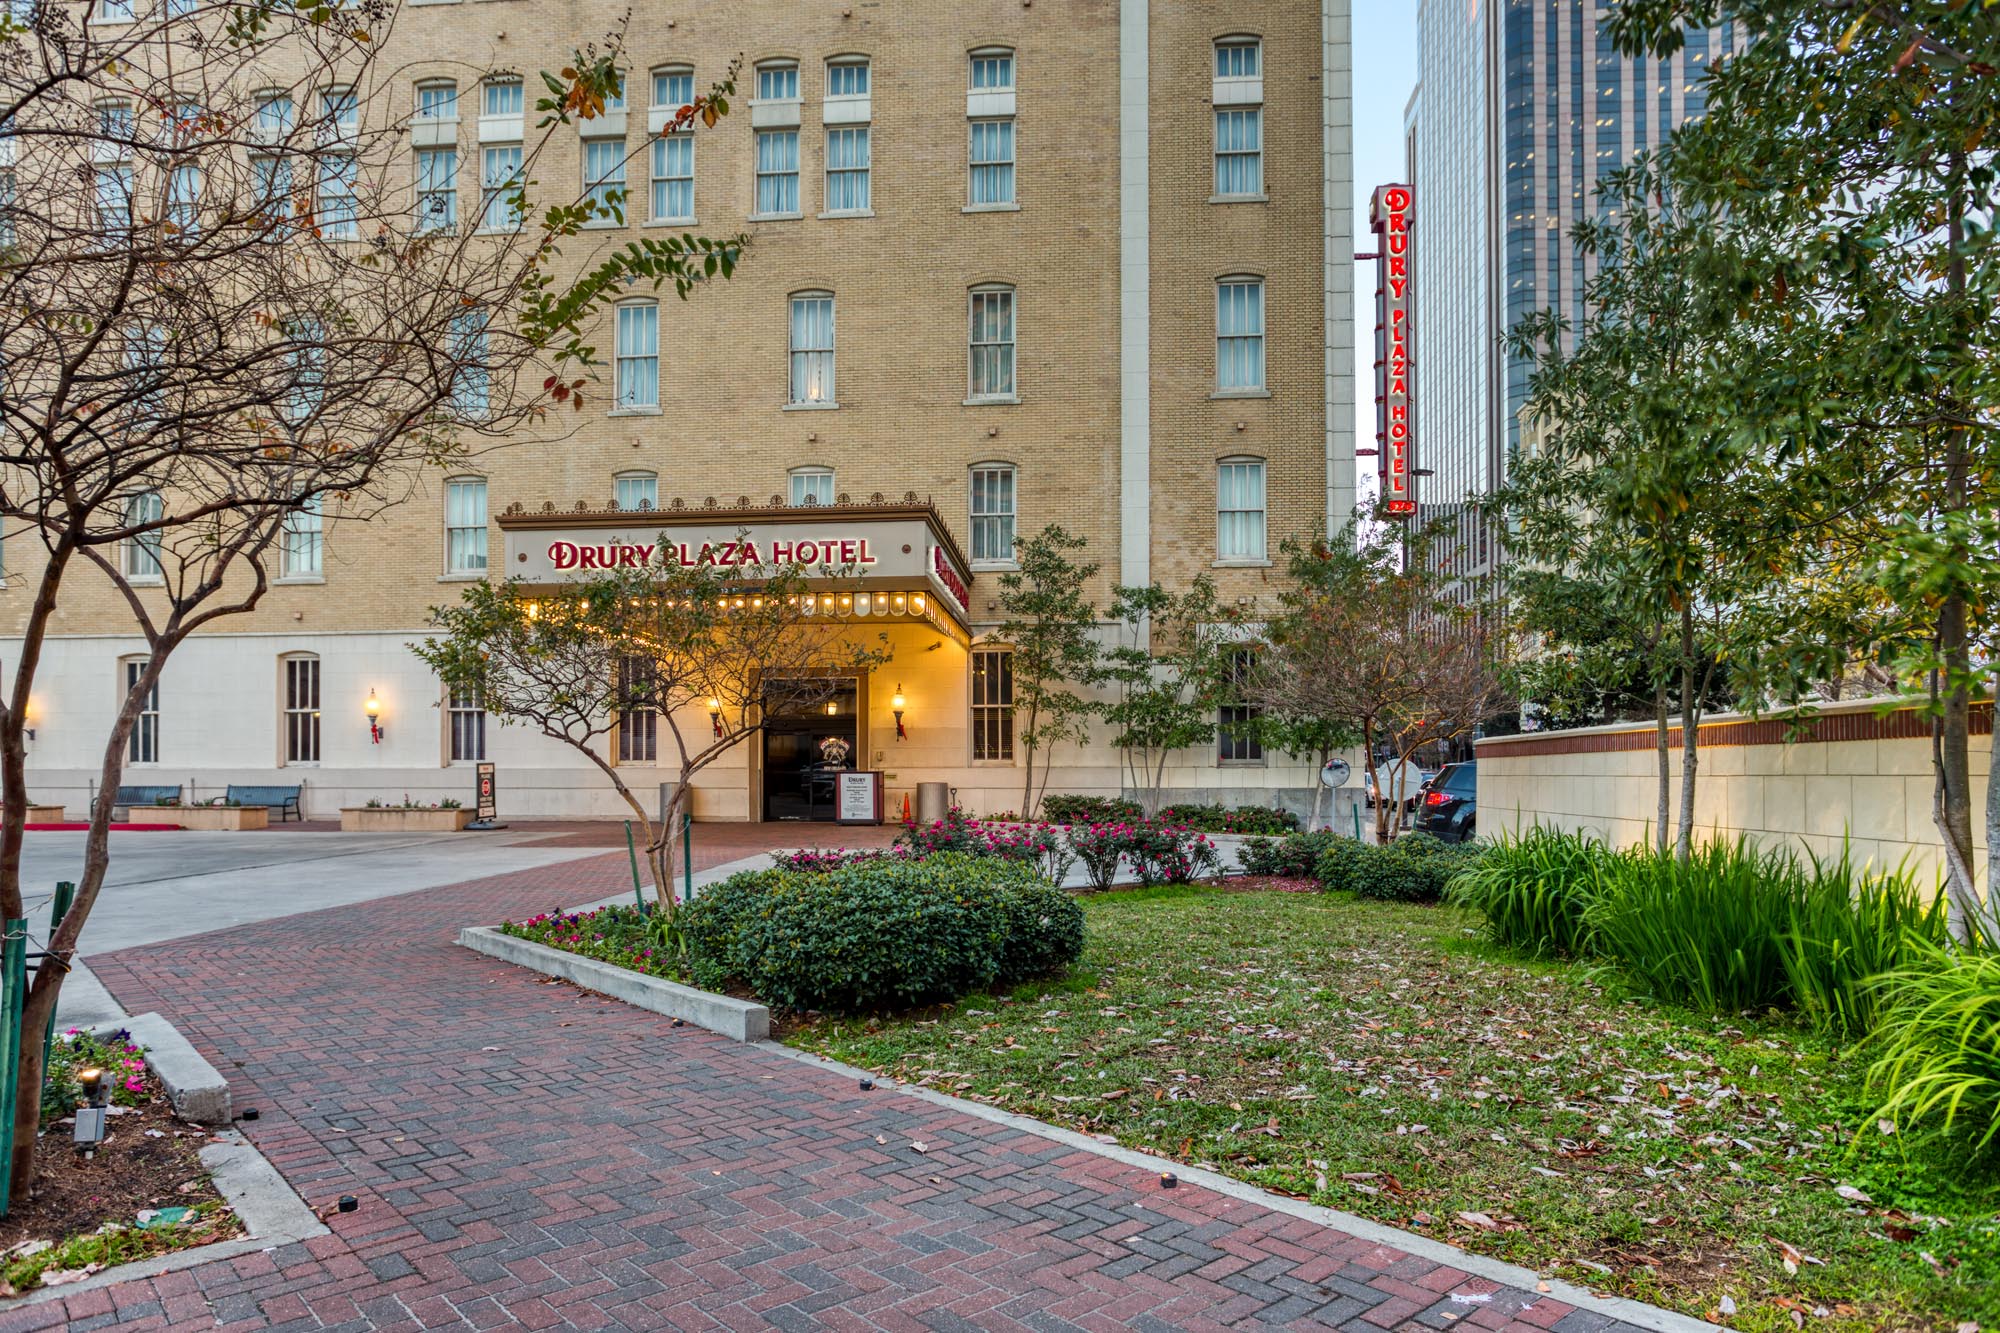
[124,658,159,764]
[1214,108,1262,197]
[825,126,870,212]
[652,134,693,221]
[448,308,489,418]
[1216,459,1266,562]
[281,496,323,578]
[482,79,522,117]
[1216,278,1266,391]
[123,491,163,579]
[416,142,458,232]
[1215,38,1261,78]
[480,144,523,230]
[615,472,658,511]
[789,467,835,507]
[287,316,325,424]
[826,59,869,97]
[970,120,1014,205]
[968,286,1015,399]
[970,49,1014,90]
[95,101,135,232]
[653,67,694,111]
[788,293,834,404]
[416,83,457,121]
[584,138,627,219]
[754,129,799,215]
[755,63,798,101]
[614,302,659,409]
[970,464,1015,565]
[445,477,487,573]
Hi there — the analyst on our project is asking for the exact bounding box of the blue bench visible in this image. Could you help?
[226,784,303,822]
[112,784,183,810]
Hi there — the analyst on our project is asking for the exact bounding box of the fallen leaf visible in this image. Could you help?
[38,1265,103,1286]
[1720,1296,1737,1316]
[910,1142,929,1154]
[1774,1238,1804,1275]
[1834,1184,1872,1204]
[1456,1210,1499,1231]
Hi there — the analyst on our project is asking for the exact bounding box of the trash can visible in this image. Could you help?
[915,782,951,826]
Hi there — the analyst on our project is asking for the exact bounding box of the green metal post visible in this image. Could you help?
[623,821,647,914]
[0,917,28,1214]
[1353,803,1363,843]
[682,810,693,904]
[40,883,74,1081]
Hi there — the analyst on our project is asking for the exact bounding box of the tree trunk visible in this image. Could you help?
[1021,702,1038,818]
[1676,606,1699,864]
[1936,167,1982,940]
[1654,684,1671,858]
[1985,672,1999,941]
[1308,746,1328,831]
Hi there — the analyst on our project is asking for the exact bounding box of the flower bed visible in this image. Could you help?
[340,803,473,832]
[125,803,266,831]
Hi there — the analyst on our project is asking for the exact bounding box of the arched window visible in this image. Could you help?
[614,471,658,512]
[789,466,834,507]
[968,284,1016,400]
[122,490,163,580]
[788,292,835,405]
[613,301,659,409]
[444,476,487,574]
[1216,276,1266,391]
[969,462,1016,566]
[280,652,321,764]
[1212,37,1263,199]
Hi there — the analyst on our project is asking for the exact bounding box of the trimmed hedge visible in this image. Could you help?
[1157,803,1301,835]
[1309,832,1483,903]
[1239,830,1343,878]
[1041,794,1145,825]
[676,854,1084,1013]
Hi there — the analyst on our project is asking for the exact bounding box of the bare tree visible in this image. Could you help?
[0,0,745,1190]
[1250,526,1515,843]
[415,559,891,908]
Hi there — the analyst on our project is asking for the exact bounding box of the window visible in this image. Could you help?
[970,49,1014,90]
[318,152,357,239]
[123,490,163,579]
[754,129,798,215]
[602,70,627,112]
[652,67,694,111]
[251,152,292,226]
[825,126,870,212]
[283,655,320,764]
[614,472,658,511]
[616,655,657,763]
[1218,649,1264,763]
[651,134,693,221]
[415,146,457,231]
[96,0,132,20]
[448,308,489,418]
[321,87,358,137]
[126,322,168,418]
[968,286,1015,399]
[125,659,159,764]
[95,102,134,232]
[416,82,457,122]
[789,467,834,507]
[969,120,1014,205]
[970,648,1013,761]
[583,138,626,219]
[1214,108,1262,197]
[755,63,798,101]
[256,92,295,139]
[445,477,487,573]
[287,317,324,424]
[1216,278,1265,391]
[480,145,523,230]
[281,495,323,578]
[1216,38,1261,78]
[970,464,1016,565]
[788,293,834,404]
[1217,458,1266,561]
[448,683,485,762]
[613,302,658,409]
[167,163,201,234]
[483,79,523,117]
[826,59,869,97]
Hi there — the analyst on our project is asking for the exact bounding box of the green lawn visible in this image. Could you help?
[786,886,2000,1333]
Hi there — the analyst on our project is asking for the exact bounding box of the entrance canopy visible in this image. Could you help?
[497,496,975,643]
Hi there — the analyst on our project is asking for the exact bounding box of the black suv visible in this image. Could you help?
[1413,762,1477,843]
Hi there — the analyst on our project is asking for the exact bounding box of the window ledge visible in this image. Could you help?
[962,202,1021,214]
[1208,193,1270,205]
[473,226,524,237]
[817,209,876,220]
[579,219,627,230]
[962,394,1020,407]
[1211,558,1272,569]
[969,759,1018,768]
[125,577,166,587]
[748,211,803,223]
[273,576,326,586]
[644,217,698,228]
[438,572,488,583]
[1217,759,1269,769]
[781,401,840,412]
[970,561,1019,574]
[1210,388,1272,400]
[607,406,662,417]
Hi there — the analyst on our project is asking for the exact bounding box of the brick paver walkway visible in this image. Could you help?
[29,845,1667,1333]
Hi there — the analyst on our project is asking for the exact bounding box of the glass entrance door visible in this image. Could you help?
[762,680,859,821]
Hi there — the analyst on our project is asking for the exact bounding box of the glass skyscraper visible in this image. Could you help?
[1408,0,1732,578]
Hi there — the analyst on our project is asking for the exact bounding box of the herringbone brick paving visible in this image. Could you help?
[47,842,1662,1332]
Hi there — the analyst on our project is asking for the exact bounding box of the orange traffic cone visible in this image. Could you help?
[901,792,912,824]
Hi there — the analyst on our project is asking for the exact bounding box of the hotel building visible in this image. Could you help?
[6,0,1357,823]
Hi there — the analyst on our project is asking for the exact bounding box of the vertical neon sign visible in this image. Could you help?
[1370,184,1415,516]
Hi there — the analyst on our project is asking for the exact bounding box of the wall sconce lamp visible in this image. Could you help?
[891,686,907,741]
[824,700,839,717]
[707,697,723,738]
[364,689,384,744]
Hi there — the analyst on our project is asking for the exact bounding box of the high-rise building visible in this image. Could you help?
[1408,0,1732,578]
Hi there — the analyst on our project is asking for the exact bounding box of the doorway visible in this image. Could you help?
[762,680,860,821]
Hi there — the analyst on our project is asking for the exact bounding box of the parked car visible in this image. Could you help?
[1413,762,1477,842]
[1366,762,1435,814]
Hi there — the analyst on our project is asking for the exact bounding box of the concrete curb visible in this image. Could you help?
[758,1042,1721,1333]
[90,1012,232,1125]
[6,1131,328,1308]
[457,925,770,1041]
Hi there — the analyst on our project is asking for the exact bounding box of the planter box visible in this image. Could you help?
[126,805,269,831]
[26,805,65,823]
[340,806,474,833]
[457,926,770,1041]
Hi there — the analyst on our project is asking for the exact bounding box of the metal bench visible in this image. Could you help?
[225,784,303,823]
[111,784,183,813]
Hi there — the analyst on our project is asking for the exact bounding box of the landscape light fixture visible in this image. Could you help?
[74,1066,110,1148]
[364,689,384,744]
[891,686,907,741]
[707,697,723,738]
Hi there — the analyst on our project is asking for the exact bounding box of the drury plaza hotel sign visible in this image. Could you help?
[497,496,976,645]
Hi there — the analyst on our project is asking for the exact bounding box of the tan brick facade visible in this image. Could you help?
[7,0,1353,821]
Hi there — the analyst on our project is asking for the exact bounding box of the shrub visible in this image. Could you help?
[1865,934,2000,1151]
[769,847,902,874]
[681,854,1076,1012]
[1448,827,1610,957]
[1240,830,1342,878]
[1780,848,1949,1037]
[1158,803,1301,835]
[1041,794,1145,825]
[44,1027,148,1122]
[1068,822,1130,891]
[1127,823,1222,885]
[501,906,678,981]
[1344,835,1483,904]
[1312,836,1368,892]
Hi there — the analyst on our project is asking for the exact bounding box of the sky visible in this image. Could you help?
[1349,1,1420,513]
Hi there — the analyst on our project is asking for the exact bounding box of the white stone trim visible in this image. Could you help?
[1118,0,1150,599]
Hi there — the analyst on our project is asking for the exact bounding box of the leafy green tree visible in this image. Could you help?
[1607,0,2000,932]
[1100,577,1240,816]
[993,526,1105,817]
